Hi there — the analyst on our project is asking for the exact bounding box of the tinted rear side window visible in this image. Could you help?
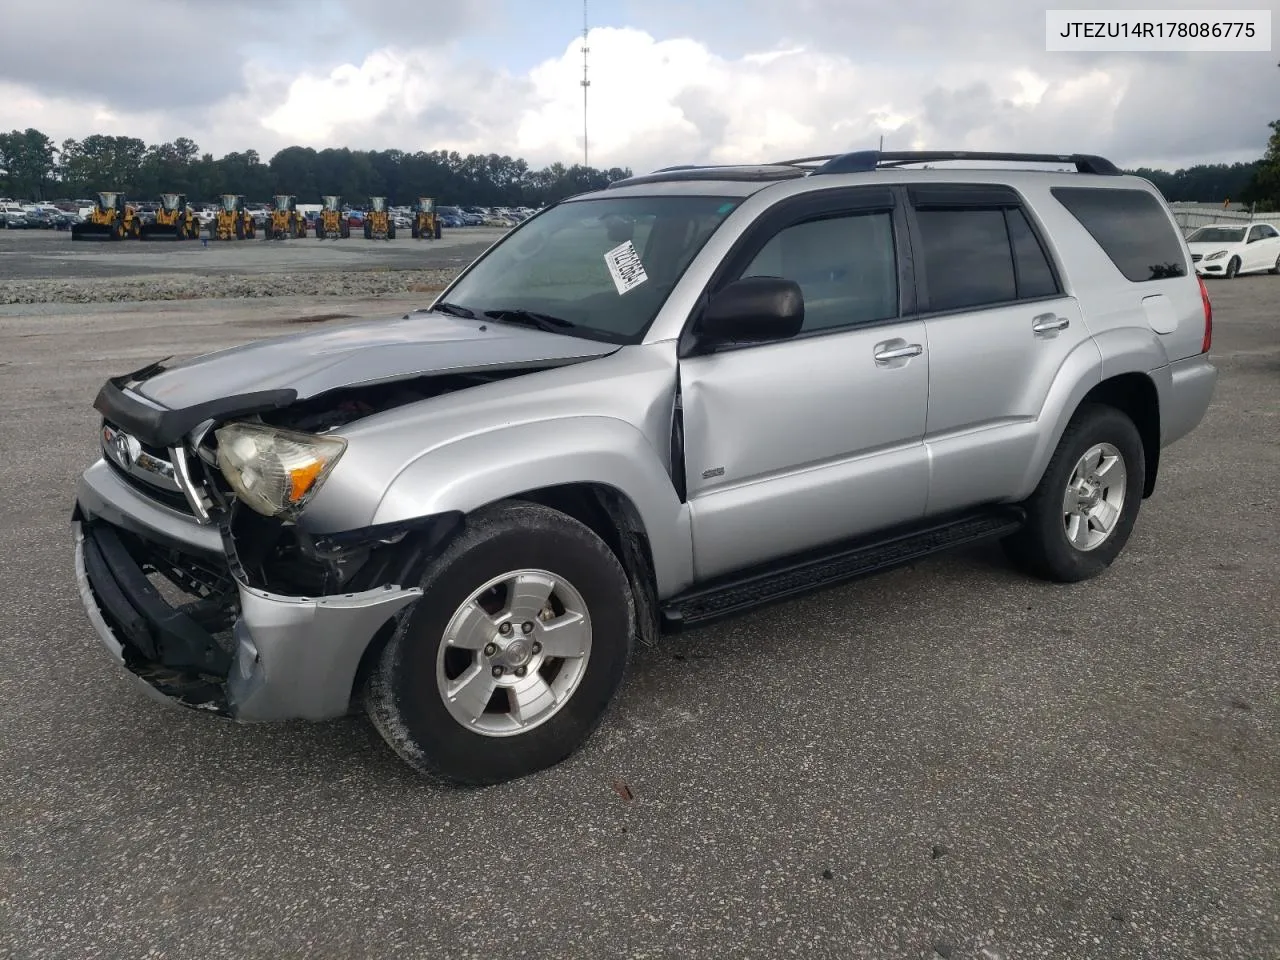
[915,208,1017,311]
[1007,208,1059,299]
[1051,187,1186,281]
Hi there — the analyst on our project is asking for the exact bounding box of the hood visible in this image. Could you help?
[1187,240,1243,253]
[136,311,619,409]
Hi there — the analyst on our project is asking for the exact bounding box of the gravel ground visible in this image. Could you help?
[0,268,460,304]
[0,275,1276,959]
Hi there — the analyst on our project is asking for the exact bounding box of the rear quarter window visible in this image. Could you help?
[1050,186,1187,282]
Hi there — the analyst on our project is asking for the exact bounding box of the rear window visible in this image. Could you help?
[1051,187,1186,282]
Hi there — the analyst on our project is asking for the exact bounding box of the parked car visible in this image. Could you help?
[22,209,56,228]
[1186,222,1280,278]
[69,149,1217,786]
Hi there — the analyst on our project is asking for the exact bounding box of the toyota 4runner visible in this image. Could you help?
[71,150,1218,785]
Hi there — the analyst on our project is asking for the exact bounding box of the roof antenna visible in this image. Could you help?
[581,0,591,168]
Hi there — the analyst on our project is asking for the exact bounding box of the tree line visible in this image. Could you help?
[1,124,1278,209]
[0,130,633,207]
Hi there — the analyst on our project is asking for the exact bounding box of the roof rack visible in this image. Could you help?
[612,150,1124,189]
[607,164,810,188]
[775,150,1123,176]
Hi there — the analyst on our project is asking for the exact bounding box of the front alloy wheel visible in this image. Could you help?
[437,569,592,736]
[366,500,635,785]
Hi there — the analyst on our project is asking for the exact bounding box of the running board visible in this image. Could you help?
[660,507,1025,631]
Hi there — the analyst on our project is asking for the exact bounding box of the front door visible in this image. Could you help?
[1246,223,1280,272]
[679,192,931,582]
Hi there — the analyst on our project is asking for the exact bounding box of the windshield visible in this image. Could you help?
[371,197,386,212]
[98,192,118,209]
[1188,226,1245,243]
[274,195,292,208]
[221,195,238,211]
[161,194,180,210]
[323,196,341,211]
[439,195,740,343]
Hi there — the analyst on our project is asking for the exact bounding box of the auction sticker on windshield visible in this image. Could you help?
[604,240,649,295]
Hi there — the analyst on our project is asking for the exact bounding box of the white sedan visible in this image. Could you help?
[1187,222,1280,279]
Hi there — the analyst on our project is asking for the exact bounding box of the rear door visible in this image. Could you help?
[904,183,1093,516]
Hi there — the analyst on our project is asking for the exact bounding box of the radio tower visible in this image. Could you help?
[580,0,590,168]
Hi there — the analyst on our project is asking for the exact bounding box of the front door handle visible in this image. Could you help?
[873,343,923,363]
[1032,313,1070,334]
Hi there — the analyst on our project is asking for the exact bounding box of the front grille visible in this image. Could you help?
[1191,254,1202,262]
[104,455,193,513]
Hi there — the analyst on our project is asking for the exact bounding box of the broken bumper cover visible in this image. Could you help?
[72,459,423,722]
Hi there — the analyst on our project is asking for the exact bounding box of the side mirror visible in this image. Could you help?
[698,276,804,344]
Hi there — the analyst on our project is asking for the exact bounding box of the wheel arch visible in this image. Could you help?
[1079,372,1161,497]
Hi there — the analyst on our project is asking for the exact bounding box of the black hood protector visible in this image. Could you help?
[93,313,619,448]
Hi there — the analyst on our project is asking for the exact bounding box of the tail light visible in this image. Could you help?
[1198,275,1212,353]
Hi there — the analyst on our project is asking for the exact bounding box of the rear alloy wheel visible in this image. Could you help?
[366,500,635,785]
[1003,404,1145,583]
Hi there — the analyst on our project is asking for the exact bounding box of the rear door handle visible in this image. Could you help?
[1032,313,1070,334]
[873,343,923,363]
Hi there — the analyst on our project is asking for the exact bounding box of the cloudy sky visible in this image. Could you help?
[1,0,1275,172]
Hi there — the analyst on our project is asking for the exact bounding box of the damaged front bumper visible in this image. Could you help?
[71,459,427,722]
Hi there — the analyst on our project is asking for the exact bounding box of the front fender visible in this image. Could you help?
[371,417,694,598]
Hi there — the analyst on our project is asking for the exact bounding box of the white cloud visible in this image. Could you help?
[0,21,1272,173]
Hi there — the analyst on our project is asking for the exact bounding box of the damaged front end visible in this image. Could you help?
[71,358,567,722]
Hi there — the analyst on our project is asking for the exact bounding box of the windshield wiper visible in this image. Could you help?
[432,301,476,319]
[482,309,578,333]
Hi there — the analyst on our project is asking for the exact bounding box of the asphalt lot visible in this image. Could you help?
[0,226,507,280]
[0,275,1276,959]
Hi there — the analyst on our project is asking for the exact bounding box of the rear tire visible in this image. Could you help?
[366,500,635,785]
[1003,404,1145,583]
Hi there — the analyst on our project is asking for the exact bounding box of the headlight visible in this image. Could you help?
[1205,250,1228,261]
[214,422,347,518]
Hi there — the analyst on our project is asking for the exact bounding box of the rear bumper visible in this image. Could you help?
[72,459,423,722]
[1161,354,1218,448]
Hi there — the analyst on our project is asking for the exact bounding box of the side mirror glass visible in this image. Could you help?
[698,276,804,344]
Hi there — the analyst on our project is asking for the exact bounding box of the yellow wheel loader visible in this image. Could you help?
[264,194,306,240]
[363,196,395,240]
[138,193,200,240]
[314,195,349,240]
[71,192,141,241]
[209,194,257,240]
[410,197,441,240]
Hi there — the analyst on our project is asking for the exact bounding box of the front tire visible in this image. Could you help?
[366,501,635,785]
[1225,256,1240,279]
[1270,253,1280,275]
[1003,404,1145,583]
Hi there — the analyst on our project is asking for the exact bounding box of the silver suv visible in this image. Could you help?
[71,150,1218,785]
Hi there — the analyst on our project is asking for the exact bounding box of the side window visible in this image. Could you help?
[740,211,898,332]
[1007,208,1061,299]
[1051,187,1187,281]
[1248,225,1263,243]
[1263,225,1280,240]
[914,208,1016,311]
